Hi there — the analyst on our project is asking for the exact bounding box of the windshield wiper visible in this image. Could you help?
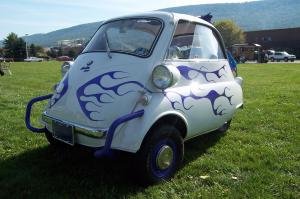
[104,31,112,59]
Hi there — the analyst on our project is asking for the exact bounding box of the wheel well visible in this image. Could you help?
[145,114,187,141]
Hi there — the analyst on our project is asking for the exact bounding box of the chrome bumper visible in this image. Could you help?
[41,113,106,139]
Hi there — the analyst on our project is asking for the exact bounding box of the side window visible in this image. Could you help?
[167,20,225,60]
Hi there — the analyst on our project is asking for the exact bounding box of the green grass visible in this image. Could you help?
[0,61,299,198]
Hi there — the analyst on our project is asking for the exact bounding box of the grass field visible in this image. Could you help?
[0,61,299,198]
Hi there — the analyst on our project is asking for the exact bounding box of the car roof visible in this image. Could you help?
[103,11,214,28]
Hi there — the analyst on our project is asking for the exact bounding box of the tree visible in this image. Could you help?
[35,45,44,54]
[0,48,4,57]
[29,44,45,57]
[46,47,61,58]
[3,33,26,60]
[68,49,76,58]
[30,44,36,57]
[214,20,245,47]
[57,47,63,56]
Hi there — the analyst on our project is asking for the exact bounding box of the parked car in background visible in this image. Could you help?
[24,57,43,62]
[269,51,296,62]
[266,50,275,57]
[56,56,73,61]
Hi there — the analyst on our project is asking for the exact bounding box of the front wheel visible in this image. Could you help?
[136,125,184,184]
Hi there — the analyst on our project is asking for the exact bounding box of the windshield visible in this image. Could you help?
[83,18,163,57]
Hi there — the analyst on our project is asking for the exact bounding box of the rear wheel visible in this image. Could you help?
[136,125,184,184]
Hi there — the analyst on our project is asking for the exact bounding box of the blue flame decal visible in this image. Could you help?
[164,87,233,115]
[76,71,152,121]
[50,74,69,107]
[177,65,226,82]
[80,60,94,72]
[76,65,233,121]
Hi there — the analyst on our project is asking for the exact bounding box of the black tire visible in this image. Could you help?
[284,57,288,62]
[136,125,184,184]
[215,120,231,134]
[291,59,295,62]
[45,129,64,146]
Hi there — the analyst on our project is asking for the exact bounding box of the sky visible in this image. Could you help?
[0,0,257,40]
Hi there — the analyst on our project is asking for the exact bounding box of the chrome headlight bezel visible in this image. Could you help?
[152,65,173,90]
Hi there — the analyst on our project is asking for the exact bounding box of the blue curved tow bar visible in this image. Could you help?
[94,109,144,158]
[25,94,53,133]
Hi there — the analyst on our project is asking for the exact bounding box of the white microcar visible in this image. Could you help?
[25,12,243,184]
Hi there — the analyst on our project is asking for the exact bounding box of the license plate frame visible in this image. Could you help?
[52,120,74,146]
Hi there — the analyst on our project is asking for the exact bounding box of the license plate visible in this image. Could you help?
[52,120,74,145]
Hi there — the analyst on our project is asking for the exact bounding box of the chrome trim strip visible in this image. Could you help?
[74,126,105,138]
[41,112,106,139]
[236,103,244,109]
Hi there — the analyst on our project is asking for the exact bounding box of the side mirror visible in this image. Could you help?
[61,61,74,77]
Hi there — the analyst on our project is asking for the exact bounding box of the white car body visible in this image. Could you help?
[26,11,243,183]
[24,57,43,62]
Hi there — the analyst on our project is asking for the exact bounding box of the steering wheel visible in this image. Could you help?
[133,47,149,56]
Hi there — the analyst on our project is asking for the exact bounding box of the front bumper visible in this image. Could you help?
[25,94,144,157]
[42,113,106,139]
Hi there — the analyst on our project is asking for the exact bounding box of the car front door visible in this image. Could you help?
[164,20,237,136]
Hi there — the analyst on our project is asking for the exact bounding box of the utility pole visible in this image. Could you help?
[25,34,29,59]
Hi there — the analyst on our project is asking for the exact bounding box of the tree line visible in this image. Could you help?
[0,33,79,61]
[0,33,47,61]
[0,20,245,61]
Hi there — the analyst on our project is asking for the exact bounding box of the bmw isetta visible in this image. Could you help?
[25,12,243,184]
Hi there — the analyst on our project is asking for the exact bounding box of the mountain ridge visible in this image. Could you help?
[2,0,300,47]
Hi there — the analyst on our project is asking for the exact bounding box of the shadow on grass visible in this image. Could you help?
[0,131,224,198]
[183,131,225,165]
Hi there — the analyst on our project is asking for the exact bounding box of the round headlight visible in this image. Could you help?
[152,65,173,89]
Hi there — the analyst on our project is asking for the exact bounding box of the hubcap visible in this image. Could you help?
[156,145,174,170]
